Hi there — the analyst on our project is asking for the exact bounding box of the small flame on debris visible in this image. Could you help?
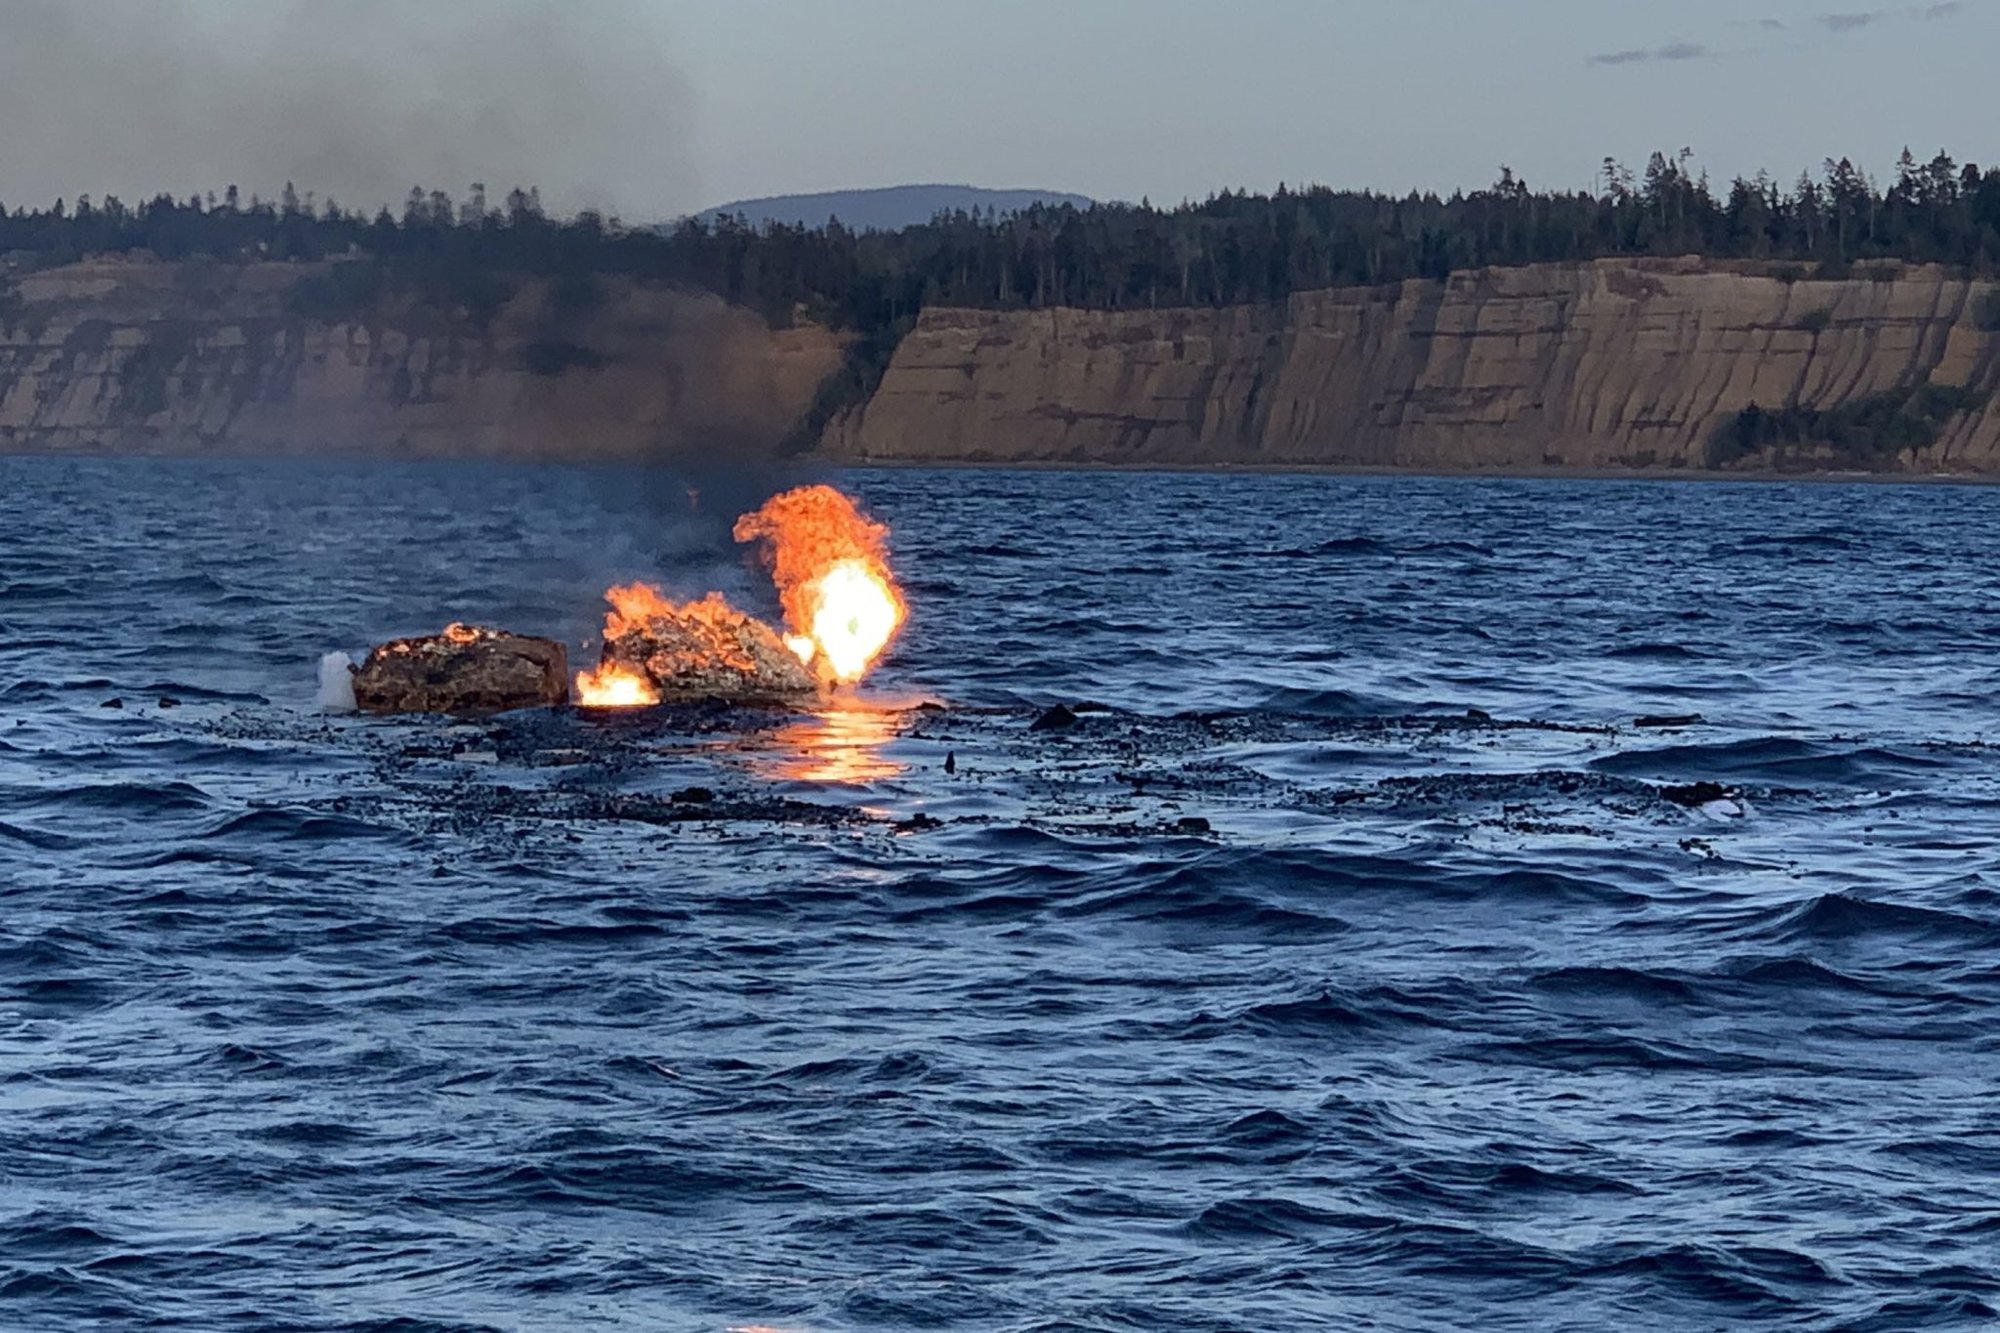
[574,486,906,707]
[573,661,660,707]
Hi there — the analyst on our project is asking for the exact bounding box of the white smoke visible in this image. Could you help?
[318,651,357,711]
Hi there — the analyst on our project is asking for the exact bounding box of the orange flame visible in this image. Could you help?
[601,581,683,642]
[576,583,672,706]
[576,584,805,706]
[574,660,660,708]
[732,485,906,684]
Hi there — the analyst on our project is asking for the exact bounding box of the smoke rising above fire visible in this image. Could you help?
[0,0,695,218]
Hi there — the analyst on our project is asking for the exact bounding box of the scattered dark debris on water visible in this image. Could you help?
[1123,759,1282,804]
[1341,770,1657,815]
[1660,781,1731,808]
[1497,816,1606,838]
[585,790,854,828]
[1030,704,1079,732]
[1635,714,1704,729]
[327,784,865,837]
[194,696,1787,848]
[1147,708,1618,747]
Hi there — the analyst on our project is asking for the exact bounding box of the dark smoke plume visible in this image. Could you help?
[0,0,694,219]
[0,0,805,630]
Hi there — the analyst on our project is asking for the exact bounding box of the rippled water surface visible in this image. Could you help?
[6,457,2000,1330]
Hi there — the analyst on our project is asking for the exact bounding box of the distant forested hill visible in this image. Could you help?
[693,184,1095,232]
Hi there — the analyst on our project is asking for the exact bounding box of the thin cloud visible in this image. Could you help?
[1650,2,1958,67]
[1815,4,1960,32]
[1587,41,1715,66]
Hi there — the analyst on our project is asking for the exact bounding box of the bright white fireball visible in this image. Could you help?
[808,559,903,683]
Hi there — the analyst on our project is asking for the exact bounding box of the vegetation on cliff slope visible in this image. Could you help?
[1711,383,1991,467]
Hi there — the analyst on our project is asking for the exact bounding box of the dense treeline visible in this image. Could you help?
[851,151,2000,312]
[5,150,2000,335]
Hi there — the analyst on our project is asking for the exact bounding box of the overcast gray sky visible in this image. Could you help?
[1,0,1993,218]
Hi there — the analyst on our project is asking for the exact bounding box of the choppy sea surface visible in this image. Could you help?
[5,456,2000,1331]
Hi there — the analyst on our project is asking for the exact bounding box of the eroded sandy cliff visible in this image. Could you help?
[826,258,2000,472]
[0,256,842,459]
[11,255,1999,473]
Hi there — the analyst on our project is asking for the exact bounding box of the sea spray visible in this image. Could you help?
[317,651,357,711]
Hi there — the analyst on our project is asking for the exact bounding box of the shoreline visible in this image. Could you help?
[6,444,1998,486]
[824,454,2000,486]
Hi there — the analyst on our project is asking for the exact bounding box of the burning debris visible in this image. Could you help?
[574,484,906,708]
[351,623,570,715]
[576,586,815,705]
[344,485,908,716]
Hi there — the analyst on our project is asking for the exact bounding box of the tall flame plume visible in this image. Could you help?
[733,484,907,685]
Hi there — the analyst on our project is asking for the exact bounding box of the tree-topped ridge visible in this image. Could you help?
[2,151,1997,344]
[692,185,1096,233]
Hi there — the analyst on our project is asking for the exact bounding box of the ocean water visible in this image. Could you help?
[3,456,1999,1331]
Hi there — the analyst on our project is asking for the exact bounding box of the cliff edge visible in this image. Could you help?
[0,256,842,459]
[825,258,2000,473]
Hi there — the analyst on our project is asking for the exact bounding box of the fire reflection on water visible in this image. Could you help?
[755,700,906,784]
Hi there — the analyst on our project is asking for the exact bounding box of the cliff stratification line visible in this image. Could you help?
[825,258,2000,473]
